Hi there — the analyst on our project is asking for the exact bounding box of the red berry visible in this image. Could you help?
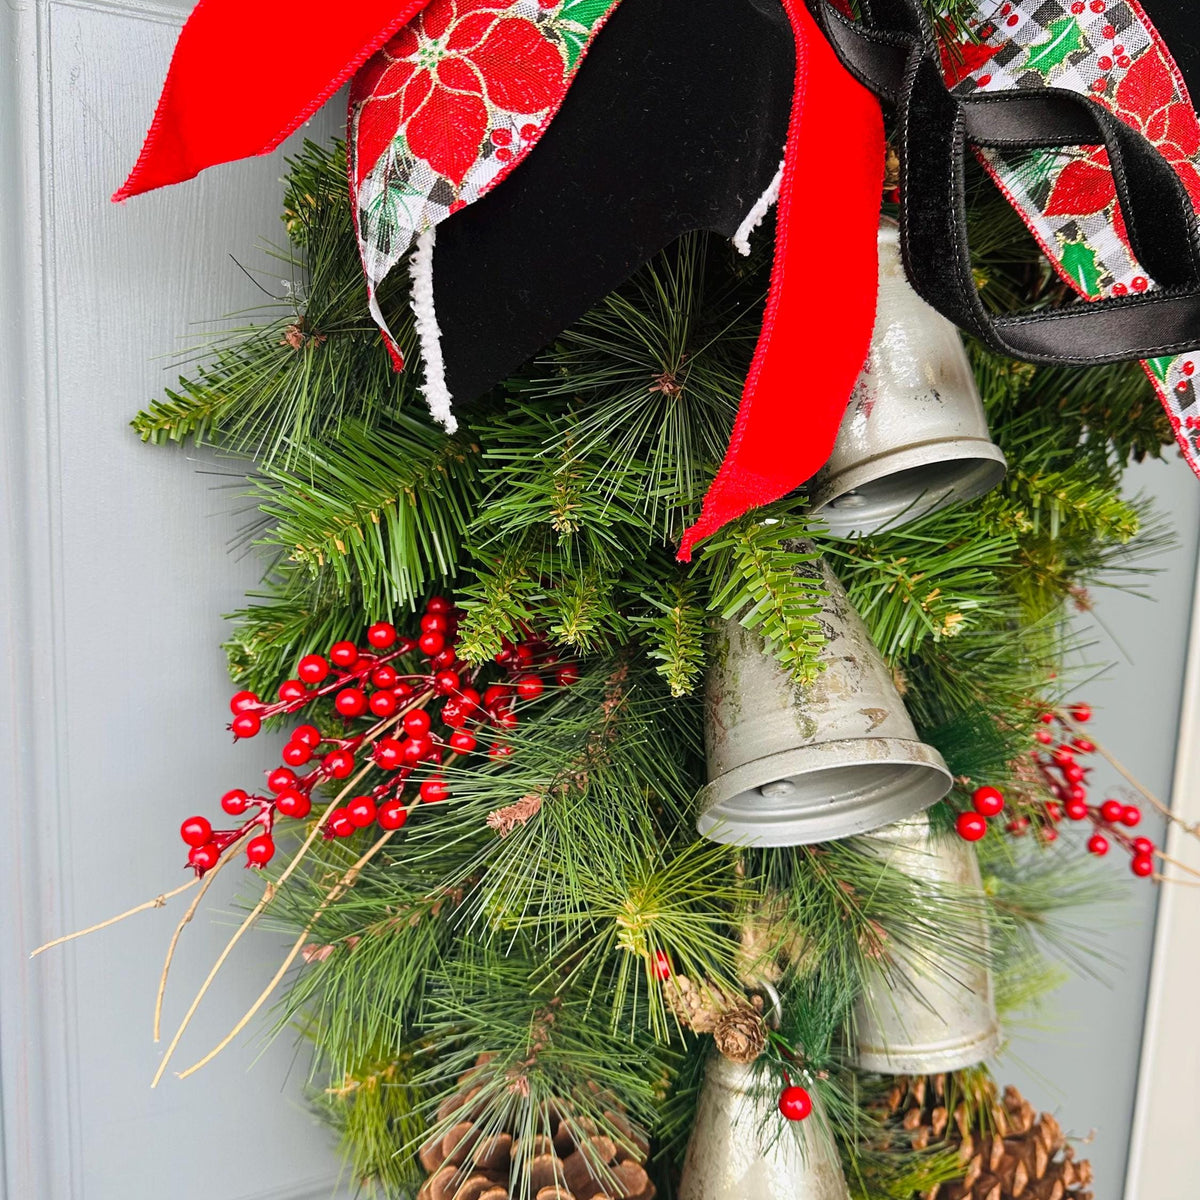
[278,679,308,704]
[514,643,535,666]
[1071,703,1092,722]
[401,737,426,765]
[282,740,312,766]
[327,808,355,838]
[653,949,671,980]
[231,712,262,738]
[421,613,448,635]
[1089,0,1104,11]
[1098,55,1113,70]
[779,1085,813,1122]
[483,684,511,709]
[188,843,220,873]
[1087,833,1109,856]
[956,811,987,842]
[420,778,449,804]
[377,799,409,830]
[1070,1,1084,12]
[347,796,377,827]
[493,707,519,730]
[458,687,482,714]
[1039,712,1055,724]
[293,724,322,747]
[1007,817,1030,835]
[972,786,1004,817]
[426,596,452,613]
[431,648,458,671]
[1045,802,1063,823]
[490,744,514,760]
[1120,804,1142,827]
[494,642,514,665]
[1131,854,1154,878]
[221,788,250,816]
[516,674,544,701]
[230,690,261,714]
[276,789,311,819]
[1133,837,1155,855]
[330,641,359,668]
[393,681,414,701]
[367,622,397,649]
[1067,784,1087,803]
[1100,799,1124,824]
[556,663,580,687]
[1041,826,1059,843]
[369,690,398,717]
[403,709,432,737]
[441,701,467,728]
[324,750,355,779]
[374,738,405,770]
[434,670,461,695]
[1035,730,1054,744]
[1065,799,1089,820]
[246,834,275,867]
[297,655,330,684]
[335,688,368,717]
[1063,763,1085,784]
[180,815,213,847]
[1052,745,1075,765]
[267,767,298,793]
[449,731,477,754]
[1072,738,1096,753]
[371,664,399,689]
[418,631,445,657]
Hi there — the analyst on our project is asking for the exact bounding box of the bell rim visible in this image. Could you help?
[851,1023,1003,1074]
[810,438,1008,539]
[696,736,952,848]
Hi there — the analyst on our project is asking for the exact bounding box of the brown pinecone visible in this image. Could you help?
[872,1074,1094,1200]
[712,1005,767,1065]
[417,1056,656,1200]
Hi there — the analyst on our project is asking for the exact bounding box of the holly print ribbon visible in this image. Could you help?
[348,0,624,399]
[944,0,1200,469]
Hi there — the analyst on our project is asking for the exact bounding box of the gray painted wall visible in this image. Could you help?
[1000,449,1200,1200]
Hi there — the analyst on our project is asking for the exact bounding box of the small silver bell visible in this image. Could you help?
[810,218,1006,538]
[851,814,1001,1073]
[698,555,951,846]
[677,1054,850,1200]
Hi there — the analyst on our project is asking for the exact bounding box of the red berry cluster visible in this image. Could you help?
[954,703,1159,880]
[179,599,578,875]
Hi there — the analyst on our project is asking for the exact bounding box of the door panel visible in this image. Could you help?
[2,3,346,1197]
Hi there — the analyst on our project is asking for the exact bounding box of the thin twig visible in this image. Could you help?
[151,760,375,1087]
[154,837,247,1042]
[177,825,399,1079]
[31,879,199,957]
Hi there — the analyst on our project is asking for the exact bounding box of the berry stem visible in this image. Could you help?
[176,826,398,1081]
[30,877,201,958]
[151,716,402,1087]
[154,835,248,1042]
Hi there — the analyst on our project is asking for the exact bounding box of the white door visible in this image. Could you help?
[1,2,344,1197]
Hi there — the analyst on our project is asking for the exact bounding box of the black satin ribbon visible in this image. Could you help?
[807,0,1200,363]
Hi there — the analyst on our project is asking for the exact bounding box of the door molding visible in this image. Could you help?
[1125,542,1200,1199]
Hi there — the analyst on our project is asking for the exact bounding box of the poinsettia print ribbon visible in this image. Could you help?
[944,0,1200,470]
[348,0,623,423]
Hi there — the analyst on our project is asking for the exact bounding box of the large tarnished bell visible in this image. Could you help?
[698,554,951,847]
[677,1053,850,1200]
[809,219,1007,538]
[851,814,1001,1074]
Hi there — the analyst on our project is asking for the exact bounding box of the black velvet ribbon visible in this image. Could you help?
[807,0,1200,362]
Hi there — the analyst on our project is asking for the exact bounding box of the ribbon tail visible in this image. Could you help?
[113,0,434,201]
[677,0,884,561]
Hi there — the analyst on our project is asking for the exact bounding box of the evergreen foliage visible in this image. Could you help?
[137,137,1175,1199]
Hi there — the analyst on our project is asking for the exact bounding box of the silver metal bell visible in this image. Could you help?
[851,814,1001,1073]
[678,1054,850,1200]
[809,218,1006,538]
[698,555,951,847]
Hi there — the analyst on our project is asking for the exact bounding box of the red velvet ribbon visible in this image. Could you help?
[676,0,884,559]
[115,0,884,561]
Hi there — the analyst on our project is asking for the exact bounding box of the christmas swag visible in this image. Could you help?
[37,1,1200,1198]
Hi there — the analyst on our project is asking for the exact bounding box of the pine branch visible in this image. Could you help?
[634,577,708,698]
